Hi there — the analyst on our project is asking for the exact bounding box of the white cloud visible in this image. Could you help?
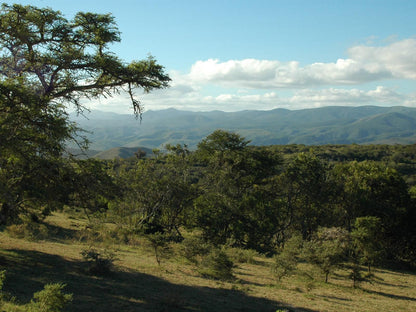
[137,85,408,111]
[86,38,416,112]
[289,86,403,107]
[348,39,416,79]
[183,39,416,89]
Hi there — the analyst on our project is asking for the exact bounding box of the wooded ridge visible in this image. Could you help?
[69,106,416,151]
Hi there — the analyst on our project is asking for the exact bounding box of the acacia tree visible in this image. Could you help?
[278,153,332,240]
[0,4,170,224]
[351,216,383,274]
[110,144,196,238]
[193,130,282,250]
[303,227,349,283]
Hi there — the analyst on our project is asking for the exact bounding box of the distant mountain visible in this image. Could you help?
[68,106,416,152]
[94,146,153,160]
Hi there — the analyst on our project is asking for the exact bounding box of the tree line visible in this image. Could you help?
[92,130,416,270]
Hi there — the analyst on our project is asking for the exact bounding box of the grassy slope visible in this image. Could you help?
[0,213,415,312]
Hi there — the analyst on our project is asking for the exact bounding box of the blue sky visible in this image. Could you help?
[4,0,416,112]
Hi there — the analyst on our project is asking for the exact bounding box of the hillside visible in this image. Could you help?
[93,146,154,160]
[68,106,416,151]
[1,212,415,312]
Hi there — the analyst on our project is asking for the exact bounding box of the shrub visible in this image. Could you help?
[272,234,303,281]
[179,236,212,264]
[226,248,258,264]
[28,283,72,312]
[0,270,5,292]
[302,227,349,283]
[146,232,175,266]
[77,219,107,243]
[199,249,234,281]
[6,222,49,241]
[81,247,116,275]
[272,252,297,281]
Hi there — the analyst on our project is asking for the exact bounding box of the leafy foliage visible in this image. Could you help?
[199,249,234,281]
[102,130,416,267]
[272,235,303,281]
[28,283,72,312]
[146,232,172,266]
[81,247,116,275]
[0,3,169,225]
[302,227,349,283]
[351,216,383,273]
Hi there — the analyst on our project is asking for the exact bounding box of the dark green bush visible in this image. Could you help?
[6,221,49,241]
[179,236,212,264]
[28,283,72,312]
[81,247,116,275]
[226,247,258,264]
[199,249,234,281]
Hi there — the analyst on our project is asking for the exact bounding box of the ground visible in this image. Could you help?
[0,212,415,312]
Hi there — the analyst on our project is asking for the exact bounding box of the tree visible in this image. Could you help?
[29,283,72,312]
[303,227,349,283]
[331,161,409,230]
[111,145,195,238]
[351,216,383,274]
[278,153,332,240]
[272,234,303,281]
[193,130,282,250]
[0,4,170,224]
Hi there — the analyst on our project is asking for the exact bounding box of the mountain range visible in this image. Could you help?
[68,106,416,158]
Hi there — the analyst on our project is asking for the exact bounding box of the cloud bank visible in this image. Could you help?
[90,38,416,112]
[187,38,416,88]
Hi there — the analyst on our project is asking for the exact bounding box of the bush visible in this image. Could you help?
[27,283,72,312]
[178,236,212,264]
[0,269,6,302]
[226,247,258,264]
[146,232,173,266]
[272,234,303,281]
[303,227,349,283]
[81,247,116,275]
[272,252,298,281]
[77,219,107,243]
[0,270,5,292]
[6,222,49,241]
[199,249,234,281]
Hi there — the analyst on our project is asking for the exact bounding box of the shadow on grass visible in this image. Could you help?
[0,248,317,312]
[43,223,80,242]
[360,288,416,302]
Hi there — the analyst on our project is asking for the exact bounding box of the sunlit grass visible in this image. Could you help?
[0,212,415,312]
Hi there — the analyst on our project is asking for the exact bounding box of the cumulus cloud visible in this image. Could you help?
[136,85,408,111]
[89,38,416,112]
[184,39,416,89]
[348,39,416,79]
[289,86,403,107]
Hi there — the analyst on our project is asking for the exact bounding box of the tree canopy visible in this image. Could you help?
[0,3,170,224]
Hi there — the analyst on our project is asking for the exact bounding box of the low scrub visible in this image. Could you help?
[81,247,116,275]
[27,283,72,312]
[6,221,49,241]
[199,249,234,281]
[178,236,212,264]
[0,271,71,312]
[225,247,258,264]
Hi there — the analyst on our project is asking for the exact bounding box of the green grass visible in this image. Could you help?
[1,212,415,312]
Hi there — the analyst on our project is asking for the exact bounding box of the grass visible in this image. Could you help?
[1,212,415,312]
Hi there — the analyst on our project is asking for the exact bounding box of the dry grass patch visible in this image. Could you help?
[0,212,415,312]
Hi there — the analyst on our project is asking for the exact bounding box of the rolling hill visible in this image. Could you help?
[68,106,416,157]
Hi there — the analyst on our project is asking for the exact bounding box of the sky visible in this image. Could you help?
[4,0,416,113]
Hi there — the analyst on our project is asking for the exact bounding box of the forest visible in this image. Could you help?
[1,3,415,311]
[78,132,416,268]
